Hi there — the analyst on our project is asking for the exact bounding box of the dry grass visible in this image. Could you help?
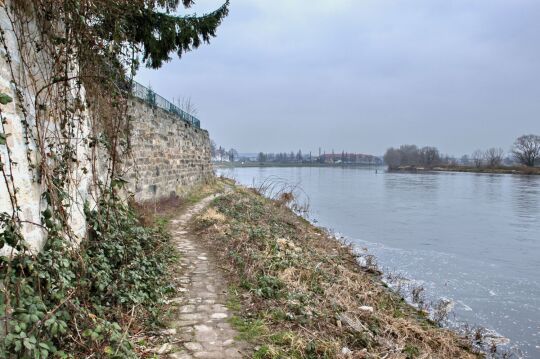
[192,184,481,358]
[132,178,227,226]
[437,165,540,175]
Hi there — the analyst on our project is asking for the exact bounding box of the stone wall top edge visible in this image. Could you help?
[128,97,209,136]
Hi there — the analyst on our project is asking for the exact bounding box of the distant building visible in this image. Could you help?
[237,153,258,161]
[318,153,382,165]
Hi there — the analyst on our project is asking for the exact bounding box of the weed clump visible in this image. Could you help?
[193,185,480,358]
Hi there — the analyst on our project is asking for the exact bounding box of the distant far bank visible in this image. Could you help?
[213,161,384,169]
[214,162,540,175]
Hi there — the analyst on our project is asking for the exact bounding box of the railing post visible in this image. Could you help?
[147,88,156,107]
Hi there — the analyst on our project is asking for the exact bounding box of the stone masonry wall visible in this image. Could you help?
[125,98,214,202]
[1,2,213,252]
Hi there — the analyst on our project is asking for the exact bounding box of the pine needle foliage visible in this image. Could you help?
[93,0,230,68]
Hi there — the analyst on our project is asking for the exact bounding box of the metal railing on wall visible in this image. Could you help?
[131,81,201,129]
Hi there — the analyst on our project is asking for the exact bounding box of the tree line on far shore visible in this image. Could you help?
[384,134,540,170]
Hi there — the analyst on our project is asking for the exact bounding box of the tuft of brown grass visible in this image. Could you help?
[191,184,482,358]
[131,179,226,226]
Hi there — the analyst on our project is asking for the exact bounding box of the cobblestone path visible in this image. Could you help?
[159,195,247,358]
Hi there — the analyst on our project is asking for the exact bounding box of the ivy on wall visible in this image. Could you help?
[0,0,228,356]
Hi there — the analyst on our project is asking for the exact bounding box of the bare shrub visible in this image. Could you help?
[358,253,379,273]
[419,146,441,167]
[431,298,453,325]
[383,147,402,169]
[411,285,427,309]
[255,176,310,214]
[472,150,484,168]
[175,96,198,116]
[484,148,505,167]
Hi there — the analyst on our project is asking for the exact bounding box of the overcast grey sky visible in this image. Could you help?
[136,0,540,156]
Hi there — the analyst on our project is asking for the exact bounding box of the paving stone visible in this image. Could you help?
[223,339,234,346]
[211,304,227,312]
[194,324,213,333]
[210,313,228,319]
[169,352,193,359]
[179,313,204,321]
[192,352,224,359]
[195,331,218,343]
[179,304,196,313]
[157,343,174,354]
[217,322,232,329]
[172,320,198,327]
[196,304,212,312]
[184,342,203,351]
[201,342,223,350]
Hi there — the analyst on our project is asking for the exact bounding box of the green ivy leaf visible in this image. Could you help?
[0,133,8,145]
[42,208,52,219]
[0,93,12,105]
[111,177,128,188]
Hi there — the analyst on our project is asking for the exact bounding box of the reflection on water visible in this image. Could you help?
[512,176,539,222]
[219,166,540,357]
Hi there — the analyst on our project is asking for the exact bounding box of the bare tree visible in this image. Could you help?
[484,148,504,168]
[471,150,484,168]
[419,146,440,167]
[383,148,402,169]
[399,144,419,166]
[512,134,540,167]
[257,152,267,162]
[228,148,238,162]
[175,96,198,116]
[217,146,226,162]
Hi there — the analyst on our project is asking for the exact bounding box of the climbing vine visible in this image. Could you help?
[0,0,228,357]
[1,187,176,357]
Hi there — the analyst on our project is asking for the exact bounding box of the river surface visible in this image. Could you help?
[218,166,540,357]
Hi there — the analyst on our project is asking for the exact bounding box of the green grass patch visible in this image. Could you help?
[229,316,268,342]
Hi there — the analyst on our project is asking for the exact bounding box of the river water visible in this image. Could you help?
[218,166,540,357]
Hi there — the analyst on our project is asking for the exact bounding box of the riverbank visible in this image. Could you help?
[190,180,481,358]
[390,164,540,175]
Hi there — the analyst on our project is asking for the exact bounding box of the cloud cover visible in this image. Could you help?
[136,0,540,155]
